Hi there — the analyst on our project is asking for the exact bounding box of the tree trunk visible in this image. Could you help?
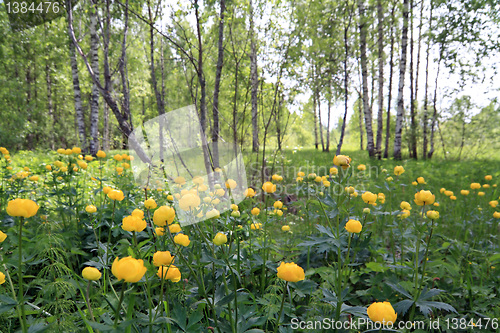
[317,90,325,151]
[119,0,131,147]
[276,92,283,150]
[194,0,207,135]
[336,10,352,155]
[66,3,87,151]
[409,0,418,159]
[148,0,166,160]
[358,0,375,157]
[422,0,433,159]
[89,1,100,154]
[313,87,319,150]
[376,0,384,159]
[45,61,55,150]
[358,93,364,150]
[211,0,225,168]
[67,0,150,163]
[384,2,396,158]
[428,57,441,159]
[103,102,110,150]
[393,0,410,160]
[326,94,331,152]
[250,0,259,153]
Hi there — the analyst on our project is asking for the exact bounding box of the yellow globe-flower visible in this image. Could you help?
[414,190,435,206]
[153,206,176,226]
[85,155,94,161]
[213,232,228,246]
[174,176,186,185]
[471,183,481,190]
[244,188,256,197]
[0,231,7,243]
[0,271,5,284]
[250,222,262,230]
[400,201,411,210]
[282,225,290,232]
[426,210,440,220]
[144,198,157,209]
[262,181,276,194]
[174,234,190,247]
[96,150,106,158]
[485,175,492,181]
[6,198,39,218]
[478,192,485,196]
[82,267,101,281]
[169,224,181,233]
[276,262,305,282]
[493,212,500,219]
[131,209,144,219]
[122,215,147,232]
[489,201,498,208]
[179,193,201,211]
[153,251,175,266]
[157,265,181,282]
[155,227,165,236]
[357,164,366,171]
[333,155,351,169]
[113,154,123,161]
[251,207,260,215]
[394,166,405,176]
[206,209,220,219]
[225,179,237,189]
[273,201,283,209]
[345,219,362,233]
[461,190,470,196]
[108,190,125,201]
[362,191,377,205]
[367,301,397,325]
[399,209,410,219]
[112,257,147,283]
[85,205,97,213]
[329,167,338,175]
[417,177,426,184]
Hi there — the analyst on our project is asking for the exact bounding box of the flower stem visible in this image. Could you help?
[85,280,95,321]
[274,281,288,333]
[114,282,126,327]
[18,217,27,333]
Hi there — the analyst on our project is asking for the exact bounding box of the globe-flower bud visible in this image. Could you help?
[213,232,228,246]
[367,301,397,325]
[262,181,276,194]
[82,267,101,281]
[144,198,157,209]
[276,262,305,282]
[345,219,362,233]
[157,265,181,282]
[85,205,97,213]
[153,251,175,266]
[414,190,435,206]
[174,234,190,247]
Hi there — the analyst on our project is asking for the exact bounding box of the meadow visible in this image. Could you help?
[0,146,499,332]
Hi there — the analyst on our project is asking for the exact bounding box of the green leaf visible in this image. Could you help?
[365,262,386,273]
[386,282,413,299]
